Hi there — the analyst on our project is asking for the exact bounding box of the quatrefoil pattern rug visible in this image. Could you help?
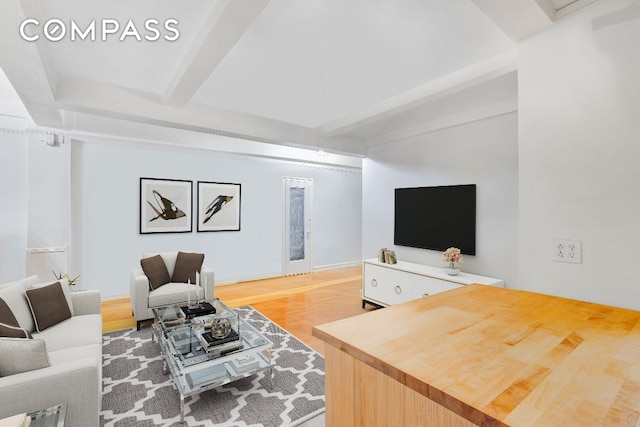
[99,306,325,427]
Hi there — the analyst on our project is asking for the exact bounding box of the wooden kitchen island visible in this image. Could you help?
[312,284,640,426]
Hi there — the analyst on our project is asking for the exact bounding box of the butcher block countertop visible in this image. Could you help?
[312,284,640,426]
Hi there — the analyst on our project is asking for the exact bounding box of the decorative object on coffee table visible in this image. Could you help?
[210,316,232,339]
[180,301,216,319]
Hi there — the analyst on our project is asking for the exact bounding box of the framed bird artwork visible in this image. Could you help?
[197,181,241,232]
[140,177,192,234]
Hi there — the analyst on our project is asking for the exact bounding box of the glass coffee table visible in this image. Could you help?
[0,404,67,427]
[29,404,66,427]
[152,299,274,422]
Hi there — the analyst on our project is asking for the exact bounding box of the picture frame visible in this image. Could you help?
[197,181,241,232]
[140,178,193,234]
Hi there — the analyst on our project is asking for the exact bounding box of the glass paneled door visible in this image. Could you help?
[283,177,313,275]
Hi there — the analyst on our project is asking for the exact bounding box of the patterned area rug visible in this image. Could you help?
[100,306,325,427]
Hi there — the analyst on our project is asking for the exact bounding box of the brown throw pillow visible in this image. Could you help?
[172,252,205,284]
[141,255,171,290]
[0,322,32,339]
[25,282,72,332]
[0,299,19,327]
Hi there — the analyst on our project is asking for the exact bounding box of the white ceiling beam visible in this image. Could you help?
[63,113,363,169]
[365,96,518,147]
[470,0,554,41]
[318,49,518,139]
[555,0,601,19]
[0,0,62,127]
[55,74,367,155]
[163,0,271,107]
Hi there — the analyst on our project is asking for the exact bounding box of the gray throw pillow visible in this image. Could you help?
[0,337,49,377]
[172,252,204,284]
[25,282,72,332]
[0,322,32,339]
[141,255,171,290]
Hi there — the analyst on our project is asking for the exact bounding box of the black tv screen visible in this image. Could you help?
[394,184,476,255]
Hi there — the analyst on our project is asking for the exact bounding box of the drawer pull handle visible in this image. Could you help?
[395,286,402,294]
[371,279,378,287]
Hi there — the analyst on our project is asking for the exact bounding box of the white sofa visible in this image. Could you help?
[130,251,215,330]
[0,275,102,427]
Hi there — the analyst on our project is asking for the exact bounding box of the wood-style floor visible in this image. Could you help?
[101,266,371,355]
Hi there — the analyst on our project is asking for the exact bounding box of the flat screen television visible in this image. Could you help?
[394,184,476,255]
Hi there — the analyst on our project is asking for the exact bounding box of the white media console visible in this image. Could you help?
[361,258,504,308]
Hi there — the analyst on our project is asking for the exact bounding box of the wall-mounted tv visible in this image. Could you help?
[394,184,476,255]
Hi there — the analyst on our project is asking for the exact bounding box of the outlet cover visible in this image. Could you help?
[553,239,582,263]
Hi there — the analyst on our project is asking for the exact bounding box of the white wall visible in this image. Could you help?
[363,112,519,287]
[0,119,70,283]
[0,125,28,281]
[71,135,362,297]
[518,0,640,309]
[26,134,70,250]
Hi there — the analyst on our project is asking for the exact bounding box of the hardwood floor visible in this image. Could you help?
[101,266,372,355]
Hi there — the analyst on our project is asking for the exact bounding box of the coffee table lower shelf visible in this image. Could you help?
[167,354,274,422]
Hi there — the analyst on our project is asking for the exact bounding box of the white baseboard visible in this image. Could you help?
[313,260,362,272]
[100,293,130,302]
[214,271,284,287]
[106,263,363,298]
[216,262,362,286]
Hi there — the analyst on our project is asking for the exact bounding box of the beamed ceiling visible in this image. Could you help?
[0,0,600,156]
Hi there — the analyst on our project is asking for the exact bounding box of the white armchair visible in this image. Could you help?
[130,252,214,330]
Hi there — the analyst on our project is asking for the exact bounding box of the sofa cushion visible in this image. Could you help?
[0,283,35,333]
[48,343,103,397]
[148,282,205,308]
[0,337,50,377]
[0,281,17,290]
[18,275,42,288]
[32,314,102,352]
[25,282,72,332]
[0,299,19,326]
[0,322,32,339]
[172,252,204,284]
[141,255,171,290]
[48,343,102,366]
[0,275,40,291]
